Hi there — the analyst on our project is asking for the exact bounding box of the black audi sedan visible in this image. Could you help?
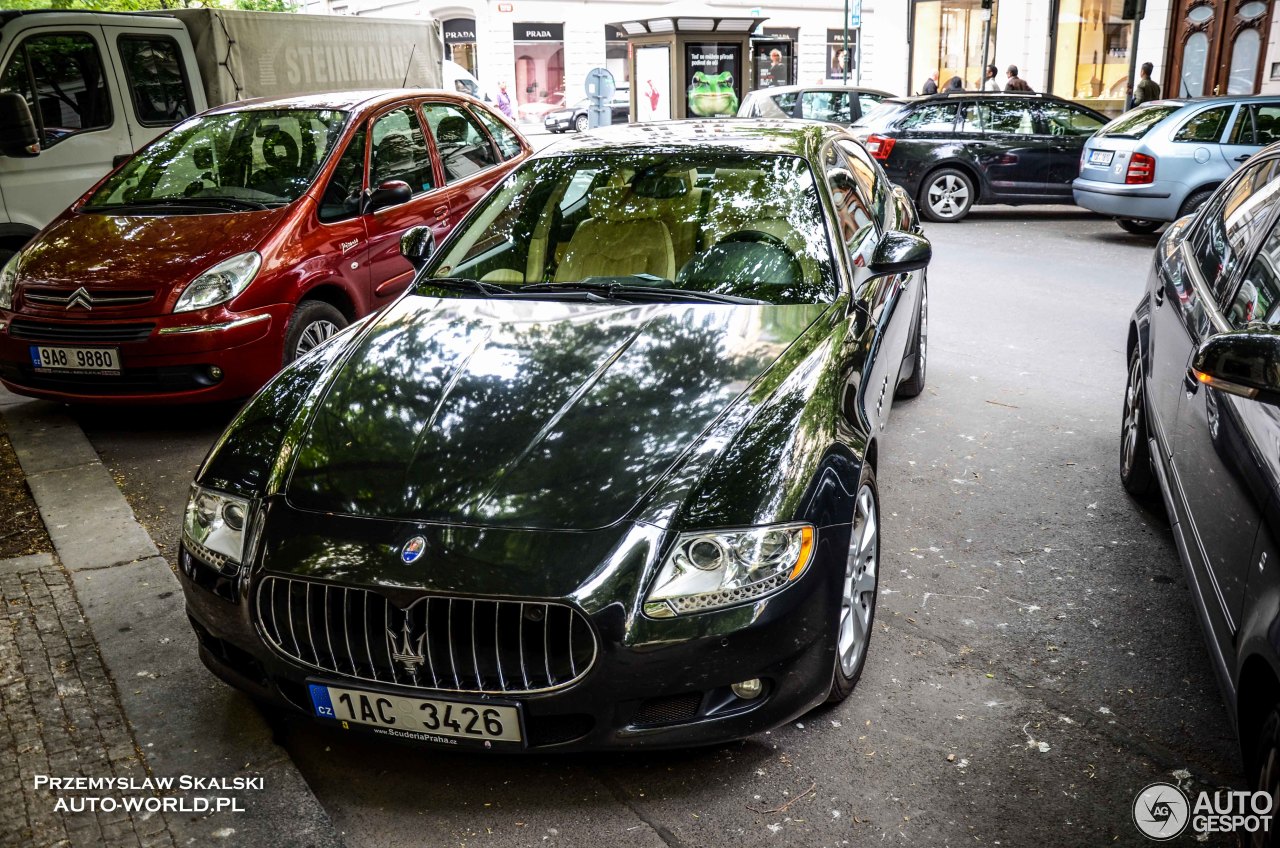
[177,121,931,752]
[1122,143,1280,806]
[850,92,1106,222]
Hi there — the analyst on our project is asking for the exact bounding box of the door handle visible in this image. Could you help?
[1235,154,1252,163]
[432,205,448,219]
[1154,284,1164,306]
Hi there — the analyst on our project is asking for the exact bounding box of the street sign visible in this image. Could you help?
[849,0,862,28]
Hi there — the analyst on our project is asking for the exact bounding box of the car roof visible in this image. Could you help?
[534,119,845,159]
[746,84,895,97]
[202,89,480,115]
[1133,94,1280,109]
[887,91,1076,105]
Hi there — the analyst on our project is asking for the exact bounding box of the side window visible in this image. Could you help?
[470,106,523,161]
[825,144,875,260]
[838,139,889,230]
[0,32,112,147]
[117,36,193,126]
[899,103,956,133]
[1230,104,1280,146]
[858,93,885,116]
[422,103,499,183]
[958,102,982,132]
[980,101,1035,135]
[1174,106,1231,142]
[1230,217,1280,327]
[1040,103,1104,137]
[802,91,851,123]
[1192,159,1280,304]
[370,106,435,194]
[319,126,367,223]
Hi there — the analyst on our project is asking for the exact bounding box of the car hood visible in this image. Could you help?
[283,295,828,531]
[15,207,286,291]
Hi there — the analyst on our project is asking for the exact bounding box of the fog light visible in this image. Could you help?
[730,678,763,700]
[208,365,223,381]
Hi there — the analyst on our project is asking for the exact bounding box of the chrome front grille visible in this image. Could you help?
[24,287,154,308]
[8,319,155,343]
[254,575,597,694]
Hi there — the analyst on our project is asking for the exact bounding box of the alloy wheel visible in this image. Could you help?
[926,174,970,220]
[296,320,340,356]
[839,483,878,677]
[1121,354,1144,479]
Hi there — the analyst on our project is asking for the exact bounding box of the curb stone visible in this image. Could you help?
[0,388,343,848]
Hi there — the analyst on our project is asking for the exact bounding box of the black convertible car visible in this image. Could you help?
[178,121,931,751]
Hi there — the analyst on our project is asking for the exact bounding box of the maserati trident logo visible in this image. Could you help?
[66,287,94,311]
[388,617,426,678]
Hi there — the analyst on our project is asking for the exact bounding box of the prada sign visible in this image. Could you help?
[443,18,476,44]
[514,23,563,41]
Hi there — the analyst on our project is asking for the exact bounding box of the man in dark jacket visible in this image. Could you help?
[1132,62,1160,106]
[1005,65,1033,92]
[921,71,939,95]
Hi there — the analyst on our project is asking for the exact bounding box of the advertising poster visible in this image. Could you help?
[684,42,741,117]
[635,45,671,122]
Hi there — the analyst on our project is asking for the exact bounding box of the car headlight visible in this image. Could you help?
[183,484,252,571]
[173,252,261,313]
[643,523,815,618]
[0,249,22,310]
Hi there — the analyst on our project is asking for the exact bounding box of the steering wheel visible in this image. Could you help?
[719,229,788,249]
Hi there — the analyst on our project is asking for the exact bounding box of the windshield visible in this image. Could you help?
[1095,104,1180,139]
[425,152,838,304]
[852,101,906,129]
[85,108,348,210]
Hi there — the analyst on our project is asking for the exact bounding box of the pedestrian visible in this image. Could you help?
[1004,64,1033,92]
[943,75,964,92]
[921,70,939,95]
[982,64,1001,92]
[1132,61,1160,107]
[768,49,789,86]
[496,81,515,119]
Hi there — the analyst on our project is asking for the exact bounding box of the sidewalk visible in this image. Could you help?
[0,388,342,848]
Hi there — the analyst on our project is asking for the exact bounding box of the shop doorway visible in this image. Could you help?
[1166,0,1272,97]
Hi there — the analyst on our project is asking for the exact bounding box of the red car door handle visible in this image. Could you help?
[433,205,448,219]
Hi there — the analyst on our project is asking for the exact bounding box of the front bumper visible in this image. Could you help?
[1072,177,1180,221]
[543,113,574,131]
[0,304,289,404]
[178,520,851,752]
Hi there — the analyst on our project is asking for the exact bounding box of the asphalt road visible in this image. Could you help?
[71,205,1239,846]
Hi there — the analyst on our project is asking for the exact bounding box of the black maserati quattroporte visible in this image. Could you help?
[178,121,932,751]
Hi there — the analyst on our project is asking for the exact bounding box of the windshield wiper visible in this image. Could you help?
[519,280,770,305]
[86,197,278,212]
[419,276,513,297]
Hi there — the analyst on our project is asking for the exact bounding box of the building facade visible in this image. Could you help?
[299,0,1280,122]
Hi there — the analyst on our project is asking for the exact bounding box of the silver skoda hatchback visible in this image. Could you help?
[1073,95,1280,234]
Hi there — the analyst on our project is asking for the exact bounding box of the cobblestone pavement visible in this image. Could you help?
[0,552,178,848]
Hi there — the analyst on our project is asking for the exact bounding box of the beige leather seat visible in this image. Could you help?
[555,186,675,282]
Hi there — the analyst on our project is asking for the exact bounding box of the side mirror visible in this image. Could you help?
[868,231,932,275]
[1192,330,1280,405]
[365,180,412,213]
[0,93,40,157]
[400,225,436,271]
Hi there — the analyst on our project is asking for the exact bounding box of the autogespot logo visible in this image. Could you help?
[1133,782,1190,841]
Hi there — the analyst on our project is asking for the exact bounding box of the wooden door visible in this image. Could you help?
[1166,0,1272,98]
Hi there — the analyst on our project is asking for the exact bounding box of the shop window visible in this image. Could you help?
[827,29,856,81]
[444,18,479,78]
[606,26,630,86]
[910,1,996,94]
[512,23,565,123]
[0,32,112,147]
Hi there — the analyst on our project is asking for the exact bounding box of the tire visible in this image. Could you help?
[574,114,589,133]
[1179,186,1216,219]
[918,167,975,223]
[1120,345,1158,499]
[896,280,928,399]
[827,464,879,704]
[283,301,347,365]
[1251,707,1280,848]
[1116,218,1162,235]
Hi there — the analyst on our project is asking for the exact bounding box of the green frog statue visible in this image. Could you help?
[688,71,739,117]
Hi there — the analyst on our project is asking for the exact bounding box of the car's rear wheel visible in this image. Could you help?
[1120,345,1157,498]
[827,465,879,704]
[919,168,975,223]
[574,114,589,133]
[896,281,928,399]
[1116,218,1162,235]
[1251,708,1280,848]
[1179,186,1216,219]
[284,300,347,365]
